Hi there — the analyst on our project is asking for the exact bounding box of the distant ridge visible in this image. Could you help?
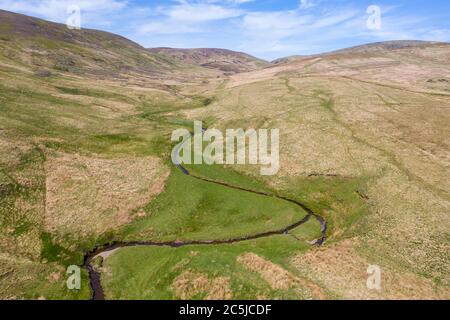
[272,40,450,64]
[148,47,271,74]
[1,10,448,75]
[327,40,449,54]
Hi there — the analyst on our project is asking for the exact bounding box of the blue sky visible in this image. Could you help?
[0,0,449,60]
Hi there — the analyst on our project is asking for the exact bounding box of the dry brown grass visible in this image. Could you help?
[172,271,233,300]
[45,153,169,237]
[362,168,450,285]
[292,240,449,300]
[0,252,66,300]
[237,253,326,299]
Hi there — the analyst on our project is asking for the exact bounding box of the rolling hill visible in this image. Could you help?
[273,40,448,63]
[0,9,215,82]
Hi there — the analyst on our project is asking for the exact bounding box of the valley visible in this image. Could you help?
[0,10,449,300]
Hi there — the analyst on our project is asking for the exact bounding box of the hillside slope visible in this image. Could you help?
[0,10,211,81]
[229,40,450,94]
[185,40,450,299]
[148,47,270,74]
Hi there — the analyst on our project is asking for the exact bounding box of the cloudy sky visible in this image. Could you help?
[0,0,449,60]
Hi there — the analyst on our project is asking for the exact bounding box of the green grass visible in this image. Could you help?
[0,146,45,251]
[30,36,89,56]
[117,168,309,242]
[185,162,273,194]
[55,86,135,103]
[279,175,368,240]
[93,134,132,144]
[139,97,208,125]
[40,232,77,263]
[289,218,323,241]
[191,95,216,107]
[102,235,314,300]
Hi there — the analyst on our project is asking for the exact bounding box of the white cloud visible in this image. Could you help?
[1,0,448,60]
[136,0,247,35]
[242,8,358,40]
[231,0,254,3]
[300,0,315,10]
[138,21,200,35]
[0,0,127,24]
[165,1,244,22]
[243,11,312,38]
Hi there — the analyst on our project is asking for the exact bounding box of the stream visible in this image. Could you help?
[83,132,327,300]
